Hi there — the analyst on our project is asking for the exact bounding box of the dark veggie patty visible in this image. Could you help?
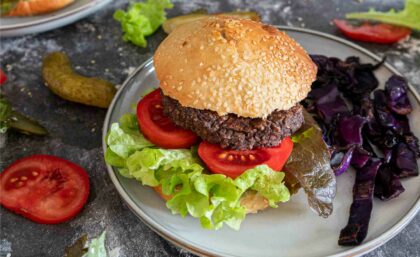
[162,92,304,150]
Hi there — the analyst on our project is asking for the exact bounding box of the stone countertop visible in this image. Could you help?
[0,0,419,256]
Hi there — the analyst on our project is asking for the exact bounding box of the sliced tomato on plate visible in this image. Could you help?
[333,19,411,44]
[137,89,197,149]
[0,155,90,224]
[198,137,294,178]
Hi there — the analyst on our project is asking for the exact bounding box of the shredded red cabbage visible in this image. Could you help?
[338,158,381,246]
[307,55,419,246]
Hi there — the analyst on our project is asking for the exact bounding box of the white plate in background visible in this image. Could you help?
[0,0,111,37]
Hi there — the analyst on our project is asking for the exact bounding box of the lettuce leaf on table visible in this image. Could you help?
[105,114,290,230]
[346,0,420,30]
[65,231,107,257]
[114,0,174,47]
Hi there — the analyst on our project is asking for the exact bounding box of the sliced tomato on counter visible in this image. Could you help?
[0,69,7,85]
[198,137,294,178]
[333,19,411,44]
[137,89,197,149]
[0,155,90,224]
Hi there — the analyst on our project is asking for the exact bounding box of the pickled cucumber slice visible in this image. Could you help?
[8,111,48,136]
[42,52,116,108]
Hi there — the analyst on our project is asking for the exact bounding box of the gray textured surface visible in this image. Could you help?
[0,0,419,256]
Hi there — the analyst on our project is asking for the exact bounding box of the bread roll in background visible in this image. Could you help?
[6,0,74,16]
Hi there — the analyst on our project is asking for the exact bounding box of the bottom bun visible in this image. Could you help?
[154,186,269,214]
[7,0,74,16]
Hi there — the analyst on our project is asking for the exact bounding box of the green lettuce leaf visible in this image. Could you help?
[126,148,200,186]
[104,148,125,168]
[104,113,290,230]
[65,231,107,257]
[236,165,290,207]
[346,0,420,30]
[114,0,174,47]
[119,113,140,135]
[106,114,153,159]
[83,231,107,257]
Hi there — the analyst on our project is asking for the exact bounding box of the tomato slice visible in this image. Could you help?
[0,155,90,224]
[137,89,197,149]
[198,138,293,178]
[0,69,7,85]
[333,19,411,44]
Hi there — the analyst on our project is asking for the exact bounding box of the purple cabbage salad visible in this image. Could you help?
[304,55,419,246]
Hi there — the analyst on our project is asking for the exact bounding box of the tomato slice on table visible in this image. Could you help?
[333,19,411,44]
[0,155,90,224]
[198,137,294,178]
[0,69,7,85]
[137,89,197,149]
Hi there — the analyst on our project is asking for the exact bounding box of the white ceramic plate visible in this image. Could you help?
[102,27,420,257]
[0,0,111,37]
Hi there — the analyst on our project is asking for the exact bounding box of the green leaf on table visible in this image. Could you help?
[346,0,420,30]
[65,232,107,257]
[83,231,107,257]
[114,0,174,47]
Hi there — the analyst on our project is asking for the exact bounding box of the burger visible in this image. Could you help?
[154,17,315,205]
[155,16,317,149]
[105,16,328,229]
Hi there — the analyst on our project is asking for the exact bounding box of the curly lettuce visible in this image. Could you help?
[114,0,174,47]
[105,114,290,230]
[346,0,420,30]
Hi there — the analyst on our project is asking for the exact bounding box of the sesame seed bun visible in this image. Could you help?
[154,16,317,118]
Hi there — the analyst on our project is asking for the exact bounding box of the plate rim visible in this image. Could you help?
[102,26,420,257]
[0,0,106,30]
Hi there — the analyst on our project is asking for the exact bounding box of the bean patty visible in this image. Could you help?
[162,92,304,150]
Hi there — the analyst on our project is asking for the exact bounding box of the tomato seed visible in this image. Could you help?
[249,154,256,161]
[20,176,28,181]
[32,171,39,176]
[227,155,234,161]
[10,177,18,183]
[218,153,227,159]
[16,181,24,187]
[240,156,246,161]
